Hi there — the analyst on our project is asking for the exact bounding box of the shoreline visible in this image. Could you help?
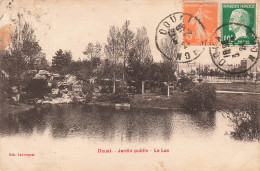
[1,91,260,115]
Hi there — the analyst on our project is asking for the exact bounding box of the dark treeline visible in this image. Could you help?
[0,19,257,104]
[49,21,177,97]
[195,65,255,81]
[0,20,177,103]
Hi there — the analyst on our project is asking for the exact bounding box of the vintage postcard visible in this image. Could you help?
[0,0,260,170]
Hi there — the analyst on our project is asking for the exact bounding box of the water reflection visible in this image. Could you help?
[0,104,217,142]
[189,110,216,131]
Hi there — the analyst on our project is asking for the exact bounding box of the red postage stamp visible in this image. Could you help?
[184,2,218,45]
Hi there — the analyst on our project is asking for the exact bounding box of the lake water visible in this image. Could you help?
[0,104,259,170]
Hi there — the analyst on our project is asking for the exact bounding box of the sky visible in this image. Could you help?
[0,0,259,68]
[0,0,183,62]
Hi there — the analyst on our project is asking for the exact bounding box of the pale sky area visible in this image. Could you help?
[0,0,259,68]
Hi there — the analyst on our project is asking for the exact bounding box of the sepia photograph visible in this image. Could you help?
[0,0,259,170]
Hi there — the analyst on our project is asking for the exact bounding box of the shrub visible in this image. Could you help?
[178,77,195,92]
[0,73,9,102]
[226,101,260,141]
[96,82,130,103]
[82,81,94,94]
[96,94,111,102]
[113,82,130,103]
[85,93,92,103]
[72,96,79,104]
[82,81,93,102]
[184,83,216,111]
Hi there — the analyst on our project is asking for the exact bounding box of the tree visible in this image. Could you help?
[159,30,178,97]
[202,65,210,79]
[149,63,162,93]
[0,21,42,98]
[120,20,134,81]
[0,68,10,102]
[21,23,42,69]
[130,27,153,94]
[105,26,122,94]
[160,59,177,98]
[95,59,113,81]
[209,68,214,81]
[9,22,42,70]
[83,42,95,59]
[52,49,72,75]
[34,54,49,71]
[83,42,102,68]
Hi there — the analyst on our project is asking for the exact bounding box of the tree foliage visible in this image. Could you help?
[52,49,72,75]
[0,22,42,89]
[126,27,153,93]
[83,42,102,68]
[104,26,122,93]
[184,83,216,111]
[226,101,260,141]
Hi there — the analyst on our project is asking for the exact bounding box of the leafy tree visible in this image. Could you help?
[9,22,42,70]
[149,63,162,93]
[120,20,134,81]
[105,26,122,93]
[160,59,177,97]
[127,47,152,94]
[0,22,42,98]
[95,59,113,81]
[52,49,72,75]
[0,49,26,88]
[128,27,153,94]
[21,23,42,69]
[83,42,102,68]
[159,31,178,97]
[0,55,10,101]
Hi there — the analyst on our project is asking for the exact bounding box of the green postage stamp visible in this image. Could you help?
[222,3,256,45]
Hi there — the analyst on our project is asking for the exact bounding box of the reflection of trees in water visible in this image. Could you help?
[122,108,173,142]
[188,111,216,132]
[0,107,47,136]
[225,102,260,141]
[0,105,173,142]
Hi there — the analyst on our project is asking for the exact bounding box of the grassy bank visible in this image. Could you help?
[216,93,260,110]
[1,91,258,114]
[130,92,260,110]
[210,82,260,93]
[130,92,185,109]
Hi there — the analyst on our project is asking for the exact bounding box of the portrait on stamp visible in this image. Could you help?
[222,3,256,45]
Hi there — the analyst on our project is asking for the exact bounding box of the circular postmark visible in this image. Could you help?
[210,23,259,74]
[155,12,206,63]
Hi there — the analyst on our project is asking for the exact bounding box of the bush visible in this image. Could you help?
[178,77,195,92]
[0,73,10,102]
[85,93,92,103]
[226,101,260,141]
[184,83,216,111]
[72,96,79,104]
[82,82,94,94]
[96,82,130,103]
[96,94,111,102]
[113,82,130,103]
[82,81,93,102]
